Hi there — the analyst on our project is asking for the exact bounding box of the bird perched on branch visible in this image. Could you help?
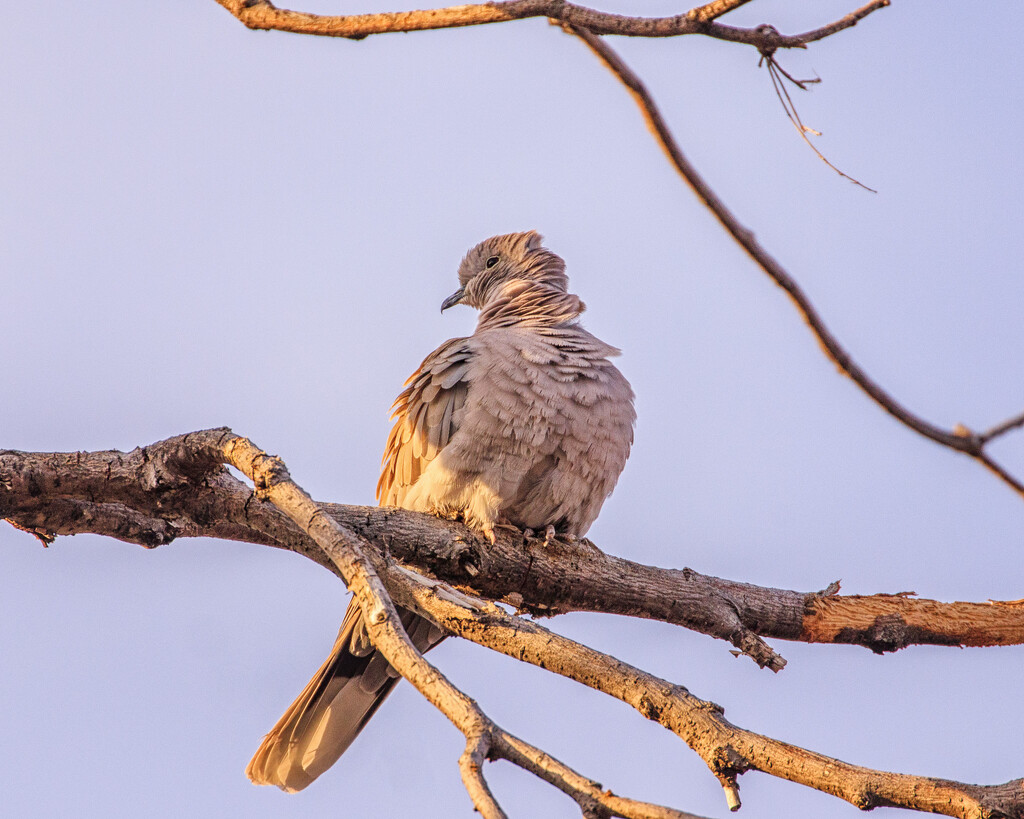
[247,230,636,791]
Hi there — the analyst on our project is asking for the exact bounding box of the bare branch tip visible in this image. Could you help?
[459,733,506,819]
[723,783,742,811]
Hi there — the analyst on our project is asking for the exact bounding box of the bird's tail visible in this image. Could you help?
[247,603,443,792]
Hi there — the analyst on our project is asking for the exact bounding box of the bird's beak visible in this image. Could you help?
[440,286,466,313]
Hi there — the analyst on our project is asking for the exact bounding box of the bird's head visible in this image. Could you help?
[442,231,568,312]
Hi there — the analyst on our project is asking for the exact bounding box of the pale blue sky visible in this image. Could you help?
[2,2,1022,817]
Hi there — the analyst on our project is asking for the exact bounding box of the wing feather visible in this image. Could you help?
[376,336,473,507]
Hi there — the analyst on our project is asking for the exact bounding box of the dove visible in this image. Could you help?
[247,231,635,791]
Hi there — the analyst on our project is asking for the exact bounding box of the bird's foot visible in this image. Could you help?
[486,521,522,545]
[523,525,580,551]
[521,526,551,544]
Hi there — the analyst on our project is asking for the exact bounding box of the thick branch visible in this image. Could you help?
[3,431,1023,669]
[214,0,886,48]
[802,593,1024,650]
[3,429,1022,817]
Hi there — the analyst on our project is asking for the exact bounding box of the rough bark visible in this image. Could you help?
[4,431,1023,672]
[3,429,1023,817]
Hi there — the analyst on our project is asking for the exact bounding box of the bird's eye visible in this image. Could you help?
[485,256,499,268]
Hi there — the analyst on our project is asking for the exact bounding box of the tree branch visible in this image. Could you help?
[214,0,887,48]
[494,731,710,819]
[3,429,1021,816]
[4,431,1023,670]
[705,0,890,49]
[980,409,1024,445]
[389,543,1024,818]
[687,0,753,25]
[564,24,1024,502]
[187,430,708,819]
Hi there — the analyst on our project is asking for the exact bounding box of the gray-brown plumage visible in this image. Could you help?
[247,231,635,791]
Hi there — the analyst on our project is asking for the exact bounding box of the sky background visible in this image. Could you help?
[2,1,1022,817]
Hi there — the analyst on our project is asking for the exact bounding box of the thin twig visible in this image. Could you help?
[791,0,891,45]
[689,0,890,47]
[496,733,709,819]
[980,409,1024,444]
[566,25,1024,501]
[759,46,876,192]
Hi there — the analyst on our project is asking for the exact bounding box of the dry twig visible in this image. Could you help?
[755,30,876,192]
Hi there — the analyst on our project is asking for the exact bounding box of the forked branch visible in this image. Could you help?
[2,430,1023,817]
[565,24,1024,501]
[214,0,888,47]
[392,555,1024,819]
[5,432,1024,668]
[2,432,1024,667]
